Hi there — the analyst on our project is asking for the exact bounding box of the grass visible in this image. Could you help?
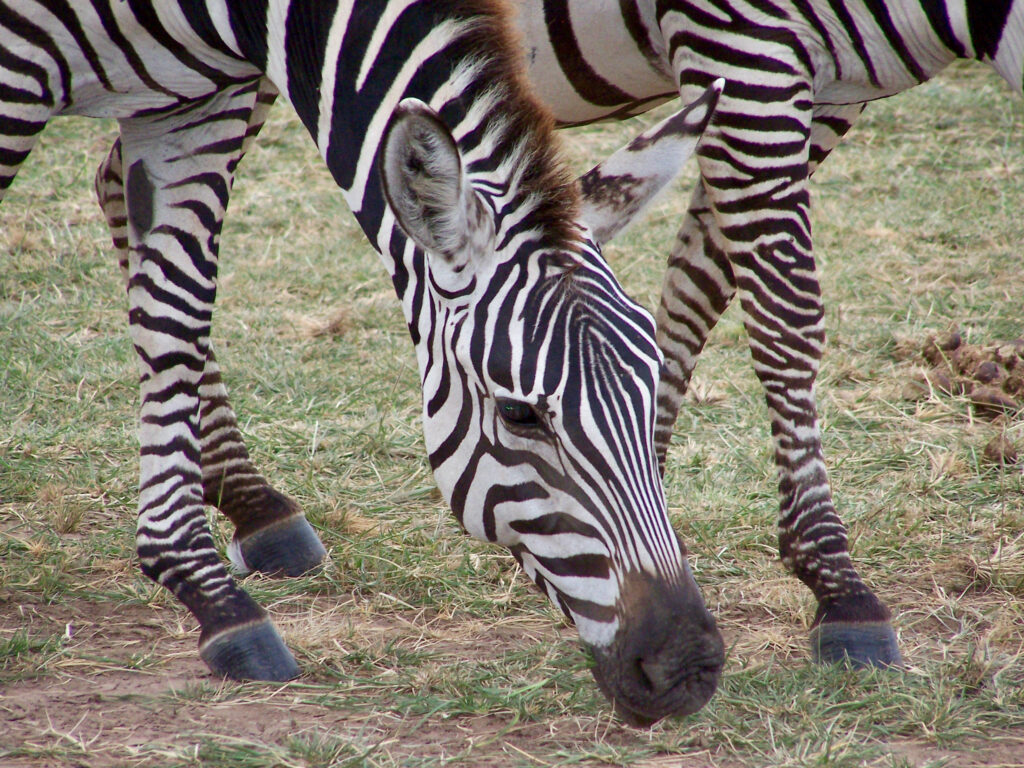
[2,60,1024,766]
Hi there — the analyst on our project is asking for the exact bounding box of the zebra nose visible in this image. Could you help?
[589,569,725,726]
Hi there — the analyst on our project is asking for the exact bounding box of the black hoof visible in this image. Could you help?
[199,619,301,682]
[810,621,903,669]
[228,515,327,577]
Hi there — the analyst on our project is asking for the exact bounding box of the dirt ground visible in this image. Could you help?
[0,594,712,767]
[3,593,1024,768]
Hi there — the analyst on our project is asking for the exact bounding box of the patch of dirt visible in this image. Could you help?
[3,589,1024,767]
[0,596,671,767]
[886,736,1024,768]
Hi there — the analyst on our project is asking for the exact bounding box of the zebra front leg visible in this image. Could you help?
[117,85,299,681]
[653,103,865,469]
[686,76,899,668]
[96,102,325,582]
[653,182,736,470]
[722,187,900,668]
[200,349,327,577]
[189,79,324,576]
[732,260,901,668]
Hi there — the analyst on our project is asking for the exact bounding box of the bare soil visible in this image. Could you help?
[3,592,1024,767]
[0,595,683,766]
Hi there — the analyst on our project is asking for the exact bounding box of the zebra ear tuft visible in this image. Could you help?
[578,79,723,245]
[381,99,475,263]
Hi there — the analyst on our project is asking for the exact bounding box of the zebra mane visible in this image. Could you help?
[454,0,581,252]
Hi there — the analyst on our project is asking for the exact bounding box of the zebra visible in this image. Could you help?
[514,0,1024,668]
[2,1,730,725]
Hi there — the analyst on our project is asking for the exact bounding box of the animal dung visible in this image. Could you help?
[970,386,1018,419]
[907,330,1024,419]
[983,434,1019,467]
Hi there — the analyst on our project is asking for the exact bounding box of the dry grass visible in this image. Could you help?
[2,61,1024,766]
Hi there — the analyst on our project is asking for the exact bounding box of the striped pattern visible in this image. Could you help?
[3,1,726,718]
[516,0,1023,629]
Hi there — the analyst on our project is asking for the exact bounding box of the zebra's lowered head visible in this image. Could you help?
[380,81,725,725]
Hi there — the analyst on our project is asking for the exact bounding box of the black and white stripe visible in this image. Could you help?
[4,0,726,724]
[515,0,1024,666]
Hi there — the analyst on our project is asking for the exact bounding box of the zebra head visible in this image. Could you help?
[380,82,725,725]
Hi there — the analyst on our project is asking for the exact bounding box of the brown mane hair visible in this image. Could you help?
[453,0,582,251]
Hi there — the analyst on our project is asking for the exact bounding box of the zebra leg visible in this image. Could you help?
[115,82,299,681]
[653,182,735,468]
[686,79,899,668]
[653,103,866,468]
[199,79,324,577]
[794,102,897,665]
[95,82,325,581]
[0,103,50,201]
[732,249,901,668]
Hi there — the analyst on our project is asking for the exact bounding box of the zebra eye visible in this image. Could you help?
[496,398,543,430]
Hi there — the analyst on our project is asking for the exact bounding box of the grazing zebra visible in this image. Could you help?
[1,1,729,725]
[515,0,1024,667]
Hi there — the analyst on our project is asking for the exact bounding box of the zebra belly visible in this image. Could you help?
[6,2,259,120]
[515,0,677,125]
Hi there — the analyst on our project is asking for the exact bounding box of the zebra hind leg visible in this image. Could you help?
[113,82,301,681]
[95,91,325,582]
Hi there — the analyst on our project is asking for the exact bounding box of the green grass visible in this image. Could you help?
[2,60,1024,767]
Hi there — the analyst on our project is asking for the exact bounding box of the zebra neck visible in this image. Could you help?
[223,1,579,343]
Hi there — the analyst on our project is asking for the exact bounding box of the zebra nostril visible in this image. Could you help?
[588,569,725,725]
[635,657,656,692]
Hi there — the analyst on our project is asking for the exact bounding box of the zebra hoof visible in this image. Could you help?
[228,515,327,577]
[810,621,903,669]
[199,619,301,682]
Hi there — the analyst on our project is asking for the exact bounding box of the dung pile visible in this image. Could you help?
[902,330,1023,466]
[905,331,1024,415]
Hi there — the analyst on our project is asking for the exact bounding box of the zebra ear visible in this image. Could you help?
[578,79,724,246]
[381,99,492,273]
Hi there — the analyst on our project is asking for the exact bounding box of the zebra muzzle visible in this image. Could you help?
[588,569,724,726]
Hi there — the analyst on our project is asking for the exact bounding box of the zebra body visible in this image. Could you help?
[2,0,727,724]
[519,2,1023,121]
[516,0,1024,665]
